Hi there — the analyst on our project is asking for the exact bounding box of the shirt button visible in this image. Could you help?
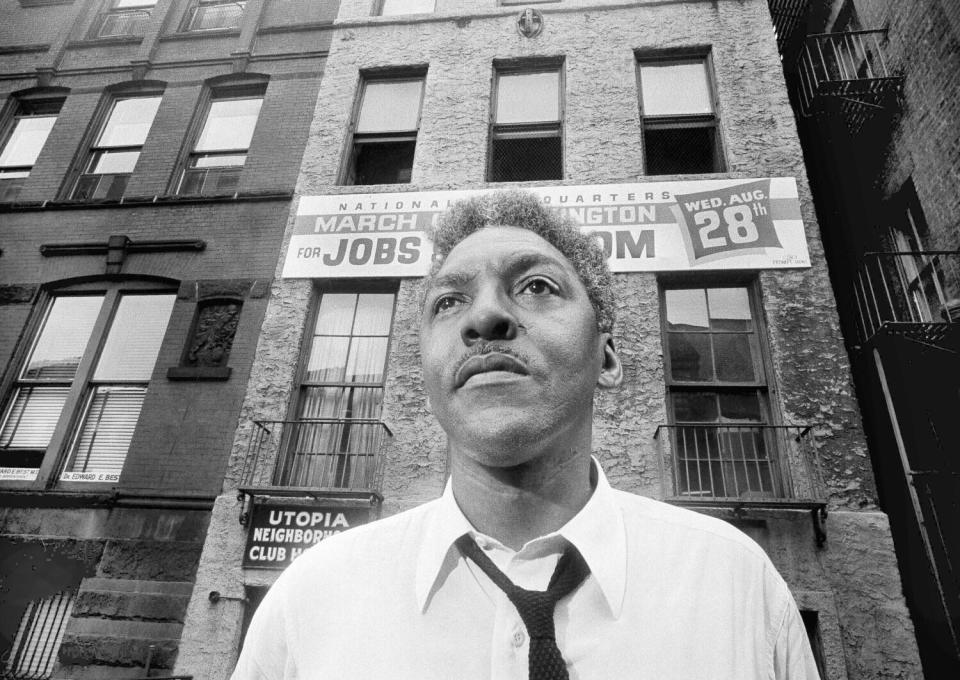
[512,627,526,647]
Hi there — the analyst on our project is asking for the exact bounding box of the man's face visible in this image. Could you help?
[420,226,620,467]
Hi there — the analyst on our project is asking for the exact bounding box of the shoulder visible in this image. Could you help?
[610,488,774,566]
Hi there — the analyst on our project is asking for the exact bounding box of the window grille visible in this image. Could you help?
[91,0,155,38]
[185,0,245,31]
[4,592,75,680]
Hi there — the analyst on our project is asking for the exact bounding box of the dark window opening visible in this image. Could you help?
[490,134,562,182]
[644,125,719,175]
[350,140,416,185]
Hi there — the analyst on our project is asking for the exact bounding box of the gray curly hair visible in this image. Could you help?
[426,190,615,334]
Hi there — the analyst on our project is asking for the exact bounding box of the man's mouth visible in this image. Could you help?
[454,352,529,388]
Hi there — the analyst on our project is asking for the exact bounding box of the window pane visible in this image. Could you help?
[305,336,349,383]
[24,296,104,380]
[357,81,423,133]
[89,149,140,174]
[719,392,762,421]
[195,97,263,152]
[0,116,57,168]
[665,288,709,330]
[66,385,145,476]
[315,294,357,335]
[708,287,752,330]
[640,61,713,116]
[97,97,162,147]
[713,334,757,382]
[299,385,348,419]
[496,72,559,124]
[673,392,718,422]
[669,333,713,381]
[345,337,388,383]
[191,153,247,168]
[0,386,70,449]
[380,0,434,15]
[93,294,175,381]
[352,294,394,335]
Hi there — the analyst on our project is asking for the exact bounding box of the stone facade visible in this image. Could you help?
[175,1,923,680]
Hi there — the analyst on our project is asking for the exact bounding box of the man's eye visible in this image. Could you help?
[433,295,462,313]
[519,277,558,296]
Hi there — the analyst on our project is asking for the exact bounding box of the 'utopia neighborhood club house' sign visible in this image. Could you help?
[243,504,372,569]
[282,178,810,278]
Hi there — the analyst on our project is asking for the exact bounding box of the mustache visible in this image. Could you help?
[452,343,532,384]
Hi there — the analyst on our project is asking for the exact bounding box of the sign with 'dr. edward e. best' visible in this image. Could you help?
[244,503,371,569]
[282,178,810,278]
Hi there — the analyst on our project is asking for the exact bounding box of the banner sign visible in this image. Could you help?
[0,467,38,482]
[282,178,809,278]
[243,503,372,570]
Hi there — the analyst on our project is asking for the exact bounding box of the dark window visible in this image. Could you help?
[0,97,62,201]
[489,67,562,182]
[800,610,828,680]
[660,283,780,499]
[90,0,155,38]
[279,287,396,489]
[183,0,245,31]
[178,84,263,196]
[71,94,162,200]
[0,288,175,486]
[344,78,424,185]
[181,299,241,368]
[638,57,723,175]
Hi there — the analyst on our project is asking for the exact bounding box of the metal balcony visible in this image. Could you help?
[239,419,391,499]
[767,0,811,56]
[654,424,826,509]
[854,251,960,349]
[797,29,902,133]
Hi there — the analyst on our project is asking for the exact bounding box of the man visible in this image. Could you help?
[233,190,820,679]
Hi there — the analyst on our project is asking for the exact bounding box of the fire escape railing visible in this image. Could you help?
[854,251,960,348]
[797,29,902,132]
[239,418,391,497]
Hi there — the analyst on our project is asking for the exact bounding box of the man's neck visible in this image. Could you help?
[449,448,595,551]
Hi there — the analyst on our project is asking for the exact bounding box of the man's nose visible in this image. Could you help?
[460,289,518,344]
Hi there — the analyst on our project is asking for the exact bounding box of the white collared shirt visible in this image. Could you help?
[233,464,820,680]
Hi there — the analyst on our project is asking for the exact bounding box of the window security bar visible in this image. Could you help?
[92,9,152,39]
[3,591,74,680]
[653,424,825,506]
[240,419,392,495]
[186,2,245,31]
[853,251,960,346]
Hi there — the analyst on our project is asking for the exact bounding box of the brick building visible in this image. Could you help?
[0,1,937,680]
[770,0,960,675]
[173,1,922,679]
[0,0,331,677]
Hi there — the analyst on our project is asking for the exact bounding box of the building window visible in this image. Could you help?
[0,96,62,201]
[4,591,75,680]
[279,288,396,489]
[183,0,245,31]
[178,85,263,196]
[344,77,424,185]
[489,65,563,182]
[71,94,162,200]
[661,283,779,498]
[378,0,434,15]
[90,0,155,39]
[638,56,723,175]
[0,288,175,485]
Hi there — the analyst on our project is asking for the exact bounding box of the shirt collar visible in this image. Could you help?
[414,458,627,618]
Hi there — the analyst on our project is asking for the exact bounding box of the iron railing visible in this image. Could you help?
[91,9,151,39]
[241,419,390,494]
[3,592,74,680]
[184,1,245,31]
[854,251,960,345]
[654,424,825,506]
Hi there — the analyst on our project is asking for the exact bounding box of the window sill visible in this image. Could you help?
[167,366,232,381]
[67,36,144,48]
[159,29,241,41]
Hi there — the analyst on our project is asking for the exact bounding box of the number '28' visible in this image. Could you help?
[695,206,759,249]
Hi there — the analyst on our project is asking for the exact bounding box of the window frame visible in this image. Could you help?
[180,0,246,33]
[341,71,426,186]
[636,51,725,176]
[0,280,176,491]
[0,92,65,200]
[88,0,156,40]
[67,89,163,201]
[175,79,266,196]
[487,59,565,183]
[658,278,784,498]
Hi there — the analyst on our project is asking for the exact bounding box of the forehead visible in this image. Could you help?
[434,226,575,278]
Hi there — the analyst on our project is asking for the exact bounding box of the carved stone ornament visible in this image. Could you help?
[516,8,544,38]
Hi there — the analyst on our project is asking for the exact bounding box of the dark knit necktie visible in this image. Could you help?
[455,534,590,680]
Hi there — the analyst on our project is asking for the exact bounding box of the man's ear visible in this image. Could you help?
[597,334,623,389]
